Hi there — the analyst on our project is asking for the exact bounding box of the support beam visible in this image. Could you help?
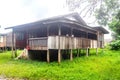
[14,49,17,57]
[88,48,90,55]
[79,49,81,56]
[96,48,98,55]
[14,32,17,57]
[86,48,89,57]
[11,31,14,58]
[58,49,61,63]
[47,26,50,63]
[47,49,50,63]
[77,49,79,57]
[96,31,99,55]
[70,49,73,61]
[58,25,61,63]
[70,27,73,61]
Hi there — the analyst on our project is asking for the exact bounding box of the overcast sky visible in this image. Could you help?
[0,0,69,28]
[0,0,111,39]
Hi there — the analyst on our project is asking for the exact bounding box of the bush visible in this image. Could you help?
[109,40,120,50]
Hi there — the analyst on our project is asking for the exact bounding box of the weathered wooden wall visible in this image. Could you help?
[6,33,12,48]
[28,36,98,50]
[98,33,104,48]
[28,37,48,50]
[0,36,6,48]
[48,36,97,49]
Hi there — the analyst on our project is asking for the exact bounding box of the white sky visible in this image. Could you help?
[0,0,68,27]
[0,0,111,39]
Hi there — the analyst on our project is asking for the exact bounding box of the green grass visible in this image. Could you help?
[0,49,120,80]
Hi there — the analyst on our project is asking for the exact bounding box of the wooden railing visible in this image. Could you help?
[28,37,48,50]
[28,36,98,50]
[48,36,98,49]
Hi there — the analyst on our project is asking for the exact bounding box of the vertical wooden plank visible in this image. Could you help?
[102,33,104,48]
[96,31,99,55]
[58,25,61,63]
[26,30,29,46]
[86,48,88,57]
[70,28,73,61]
[70,49,73,61]
[58,49,61,63]
[47,26,50,63]
[11,30,14,58]
[79,49,81,56]
[14,32,17,57]
[77,49,79,57]
[96,48,98,55]
[47,49,50,63]
[88,48,90,55]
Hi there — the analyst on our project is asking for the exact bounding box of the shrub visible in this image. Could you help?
[109,40,120,50]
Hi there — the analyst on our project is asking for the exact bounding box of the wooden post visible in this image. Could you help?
[58,25,61,63]
[5,35,7,51]
[47,49,50,63]
[70,28,73,61]
[14,32,17,57]
[96,48,98,55]
[96,31,99,55]
[47,26,50,63]
[102,33,104,48]
[77,49,79,57]
[58,49,61,63]
[11,30,14,58]
[88,48,90,55]
[86,48,88,57]
[26,30,29,46]
[79,49,81,56]
[70,49,73,61]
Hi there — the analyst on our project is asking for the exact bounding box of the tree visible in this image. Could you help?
[108,11,120,50]
[66,0,102,17]
[95,0,120,26]
[109,11,120,39]
[66,0,120,25]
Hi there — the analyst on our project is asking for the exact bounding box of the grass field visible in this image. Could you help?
[0,49,120,80]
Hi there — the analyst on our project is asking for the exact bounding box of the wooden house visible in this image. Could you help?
[6,13,109,62]
[0,34,6,50]
[0,32,13,50]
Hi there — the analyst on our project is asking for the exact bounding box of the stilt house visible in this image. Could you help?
[0,33,13,50]
[6,13,109,62]
[0,34,6,50]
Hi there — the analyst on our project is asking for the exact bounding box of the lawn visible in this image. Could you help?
[0,49,120,80]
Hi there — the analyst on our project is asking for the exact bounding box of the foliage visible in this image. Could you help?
[108,11,120,39]
[109,19,120,35]
[109,40,120,50]
[0,49,120,80]
[66,0,120,26]
[66,0,102,18]
[95,0,120,26]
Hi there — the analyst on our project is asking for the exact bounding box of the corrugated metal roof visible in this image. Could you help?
[93,26,109,34]
[5,12,108,34]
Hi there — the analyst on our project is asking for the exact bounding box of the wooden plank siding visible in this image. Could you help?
[28,37,48,50]
[28,36,98,50]
[0,35,6,48]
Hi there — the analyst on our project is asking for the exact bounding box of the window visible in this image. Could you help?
[16,32,24,40]
[88,33,97,40]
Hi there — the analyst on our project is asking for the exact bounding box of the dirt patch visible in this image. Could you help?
[0,76,27,80]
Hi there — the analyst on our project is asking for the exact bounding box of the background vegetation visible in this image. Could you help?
[0,49,120,80]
